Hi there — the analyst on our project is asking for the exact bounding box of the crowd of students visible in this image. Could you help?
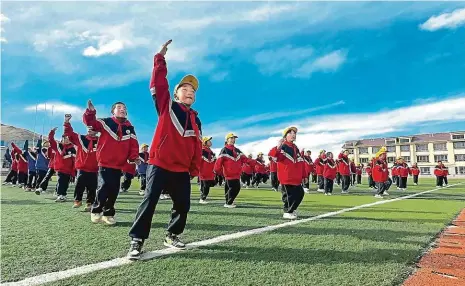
[1,40,452,260]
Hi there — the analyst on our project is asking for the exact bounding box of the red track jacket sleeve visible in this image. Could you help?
[63,122,79,146]
[82,109,103,133]
[150,53,170,115]
[48,129,58,153]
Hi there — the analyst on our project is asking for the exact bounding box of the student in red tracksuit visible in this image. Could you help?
[355,163,363,185]
[84,99,139,225]
[47,127,76,202]
[337,150,351,193]
[269,126,307,220]
[11,142,29,188]
[3,148,18,185]
[63,114,99,211]
[434,161,447,187]
[314,150,326,192]
[350,159,357,186]
[443,166,449,186]
[396,158,410,190]
[128,40,201,259]
[306,150,315,183]
[365,163,375,188]
[392,162,399,188]
[252,153,267,188]
[199,136,216,204]
[241,154,255,189]
[410,163,420,185]
[37,145,56,193]
[301,150,311,193]
[335,160,341,185]
[323,152,337,195]
[215,133,251,208]
[372,147,392,198]
[268,147,279,191]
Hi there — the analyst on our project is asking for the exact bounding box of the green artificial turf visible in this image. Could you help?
[1,177,464,285]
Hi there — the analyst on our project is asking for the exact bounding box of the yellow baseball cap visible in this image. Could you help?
[202,136,212,145]
[282,126,298,137]
[225,133,238,140]
[174,74,199,94]
[258,152,264,156]
[140,143,149,148]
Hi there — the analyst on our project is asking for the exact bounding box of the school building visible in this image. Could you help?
[342,131,465,176]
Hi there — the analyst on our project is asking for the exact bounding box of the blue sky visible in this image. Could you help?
[1,1,465,156]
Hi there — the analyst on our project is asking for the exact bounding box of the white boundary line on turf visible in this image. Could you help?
[4,183,463,286]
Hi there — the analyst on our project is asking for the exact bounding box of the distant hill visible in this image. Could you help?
[1,124,44,143]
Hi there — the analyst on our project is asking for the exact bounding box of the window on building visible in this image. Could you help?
[402,156,411,162]
[400,145,410,152]
[387,157,395,163]
[385,139,395,145]
[420,167,431,175]
[433,143,447,151]
[359,147,368,154]
[360,158,369,163]
[453,141,465,149]
[0,140,5,146]
[434,155,448,162]
[458,166,465,175]
[455,154,465,162]
[386,146,395,152]
[416,144,428,152]
[348,149,354,154]
[372,147,380,153]
[452,134,465,140]
[399,138,410,143]
[417,155,429,163]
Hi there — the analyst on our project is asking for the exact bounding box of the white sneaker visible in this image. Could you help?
[55,195,66,202]
[224,203,236,208]
[138,190,145,196]
[303,188,310,194]
[2,182,8,185]
[160,194,166,200]
[374,194,383,199]
[414,183,418,186]
[317,189,325,193]
[327,193,332,196]
[91,213,102,223]
[397,187,401,190]
[272,188,277,192]
[383,192,390,196]
[283,212,297,219]
[101,216,116,226]
[199,199,208,204]
[242,184,247,188]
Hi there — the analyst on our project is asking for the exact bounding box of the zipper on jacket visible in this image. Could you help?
[182,111,189,137]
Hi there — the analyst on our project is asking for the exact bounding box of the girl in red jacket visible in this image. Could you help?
[410,163,420,185]
[128,40,200,258]
[241,154,255,189]
[396,157,410,191]
[214,133,251,208]
[314,150,326,192]
[372,147,392,198]
[11,142,30,188]
[337,150,351,193]
[301,149,311,193]
[47,127,76,202]
[252,152,267,188]
[434,161,447,187]
[323,152,337,195]
[199,136,216,204]
[269,126,307,220]
[3,148,18,185]
[355,163,363,185]
[268,148,279,191]
[365,162,375,189]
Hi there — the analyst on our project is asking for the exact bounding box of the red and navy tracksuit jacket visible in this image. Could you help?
[314,156,326,176]
[254,159,267,174]
[269,141,306,186]
[47,148,55,169]
[200,146,216,181]
[83,109,139,170]
[11,149,18,172]
[397,163,411,178]
[355,166,363,175]
[372,158,389,183]
[434,164,448,177]
[337,153,351,176]
[411,166,420,176]
[148,53,202,177]
[242,159,255,175]
[64,122,98,173]
[323,158,337,180]
[48,129,76,176]
[215,144,251,180]
[11,143,28,173]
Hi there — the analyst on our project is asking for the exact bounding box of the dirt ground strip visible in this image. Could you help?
[403,209,465,286]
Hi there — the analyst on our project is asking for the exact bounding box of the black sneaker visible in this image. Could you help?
[127,238,144,260]
[164,234,186,249]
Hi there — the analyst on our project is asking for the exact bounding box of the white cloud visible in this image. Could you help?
[210,71,229,82]
[1,13,10,43]
[226,95,465,158]
[0,37,7,43]
[294,50,347,78]
[83,39,124,57]
[24,102,84,116]
[420,8,465,31]
[1,13,10,23]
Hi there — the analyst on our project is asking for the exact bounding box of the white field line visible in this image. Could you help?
[4,183,463,286]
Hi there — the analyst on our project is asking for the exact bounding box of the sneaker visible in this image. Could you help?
[101,216,116,226]
[127,239,144,260]
[41,190,46,194]
[374,194,383,199]
[199,199,208,204]
[138,190,145,196]
[84,203,92,212]
[324,193,328,196]
[164,234,186,249]
[164,194,171,199]
[414,183,418,186]
[272,188,277,192]
[303,188,310,194]
[327,193,332,196]
[35,189,42,195]
[73,201,82,208]
[383,192,390,196]
[2,182,8,185]
[91,213,102,223]
[317,189,325,193]
[224,203,236,208]
[341,190,348,194]
[119,188,125,193]
[283,212,297,220]
[159,194,166,200]
[242,184,246,188]
[55,195,66,202]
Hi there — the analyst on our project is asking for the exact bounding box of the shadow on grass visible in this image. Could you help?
[1,199,47,205]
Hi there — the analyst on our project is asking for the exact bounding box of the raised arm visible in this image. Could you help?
[149,40,172,115]
[82,100,103,132]
[63,114,80,145]
[48,128,59,152]
[11,142,22,155]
